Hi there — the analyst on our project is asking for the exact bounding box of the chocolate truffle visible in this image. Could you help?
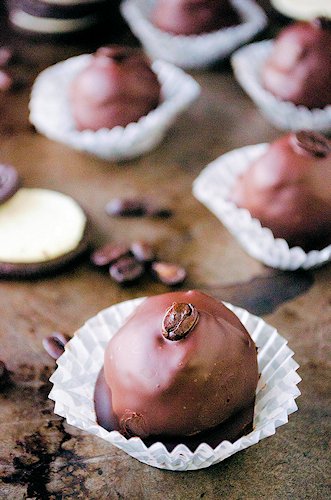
[101,290,258,441]
[69,46,161,131]
[231,131,331,250]
[262,19,331,109]
[151,0,240,36]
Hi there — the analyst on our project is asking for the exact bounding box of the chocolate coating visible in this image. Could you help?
[102,290,258,440]
[231,131,331,250]
[70,46,161,131]
[262,20,331,109]
[151,0,240,36]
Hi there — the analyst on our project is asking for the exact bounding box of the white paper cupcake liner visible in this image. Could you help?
[193,144,331,270]
[120,0,267,70]
[231,41,331,133]
[29,55,200,161]
[49,296,300,471]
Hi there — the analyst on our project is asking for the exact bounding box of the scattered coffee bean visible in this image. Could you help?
[0,47,13,67]
[105,197,172,218]
[130,240,155,263]
[109,256,144,284]
[106,198,146,217]
[42,332,70,360]
[293,131,331,158]
[144,204,172,218]
[0,70,13,91]
[91,242,130,267]
[0,360,9,388]
[151,261,187,286]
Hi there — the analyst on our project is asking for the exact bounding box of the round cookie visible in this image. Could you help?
[7,0,109,34]
[0,187,88,277]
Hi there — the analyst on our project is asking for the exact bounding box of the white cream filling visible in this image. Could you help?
[10,9,98,33]
[0,188,86,263]
[271,0,331,19]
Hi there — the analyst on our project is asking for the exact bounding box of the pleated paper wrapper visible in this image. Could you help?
[193,144,331,270]
[121,0,267,70]
[49,296,301,471]
[231,41,331,133]
[29,54,200,161]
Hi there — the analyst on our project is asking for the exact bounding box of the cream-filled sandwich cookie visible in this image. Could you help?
[0,187,88,277]
[271,0,331,20]
[7,0,107,34]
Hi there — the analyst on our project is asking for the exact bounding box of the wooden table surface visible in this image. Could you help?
[0,2,330,499]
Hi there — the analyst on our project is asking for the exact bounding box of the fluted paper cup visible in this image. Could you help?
[120,0,267,70]
[231,41,331,133]
[29,55,200,161]
[49,296,301,471]
[193,144,331,270]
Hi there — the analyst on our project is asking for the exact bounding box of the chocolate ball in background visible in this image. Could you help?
[231,131,331,250]
[102,290,258,440]
[262,19,331,109]
[69,46,161,131]
[151,0,240,36]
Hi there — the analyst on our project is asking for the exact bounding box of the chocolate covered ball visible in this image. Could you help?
[102,290,258,440]
[231,131,331,250]
[69,46,161,131]
[262,19,331,109]
[151,0,240,36]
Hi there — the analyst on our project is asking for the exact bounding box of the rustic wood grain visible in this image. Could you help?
[0,2,330,499]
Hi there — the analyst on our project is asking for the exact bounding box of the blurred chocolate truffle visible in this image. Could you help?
[69,46,161,131]
[231,131,331,250]
[99,290,258,441]
[151,0,240,36]
[262,19,331,109]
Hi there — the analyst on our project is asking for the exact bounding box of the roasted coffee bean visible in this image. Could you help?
[0,70,13,91]
[105,198,146,217]
[42,332,70,360]
[0,164,20,204]
[293,131,331,158]
[0,360,9,388]
[91,243,130,267]
[130,241,155,263]
[314,17,331,30]
[106,197,172,218]
[151,261,186,286]
[144,204,172,218]
[109,256,144,284]
[162,302,199,341]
